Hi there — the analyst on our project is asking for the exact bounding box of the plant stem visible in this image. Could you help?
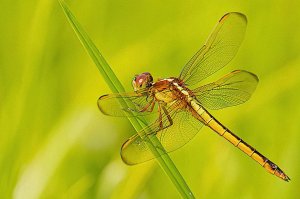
[59,1,195,198]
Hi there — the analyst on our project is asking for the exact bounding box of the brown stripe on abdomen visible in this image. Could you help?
[191,102,290,181]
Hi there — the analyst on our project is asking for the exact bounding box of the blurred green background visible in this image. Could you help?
[1,0,299,198]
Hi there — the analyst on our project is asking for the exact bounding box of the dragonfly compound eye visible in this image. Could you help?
[132,72,153,92]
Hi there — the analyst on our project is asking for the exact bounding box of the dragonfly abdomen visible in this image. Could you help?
[190,99,290,181]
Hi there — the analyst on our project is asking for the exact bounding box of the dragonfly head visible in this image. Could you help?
[132,72,153,92]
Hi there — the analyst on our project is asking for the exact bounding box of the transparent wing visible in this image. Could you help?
[179,12,247,86]
[193,70,259,110]
[121,102,204,165]
[97,89,155,117]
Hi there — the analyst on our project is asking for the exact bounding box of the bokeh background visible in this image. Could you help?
[1,0,299,198]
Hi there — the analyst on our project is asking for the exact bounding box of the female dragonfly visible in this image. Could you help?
[98,12,290,181]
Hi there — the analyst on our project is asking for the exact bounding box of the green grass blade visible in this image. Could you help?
[59,1,195,198]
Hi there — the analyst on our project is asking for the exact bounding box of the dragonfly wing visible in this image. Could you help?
[121,104,203,165]
[97,89,155,117]
[193,70,259,110]
[179,12,247,86]
[157,110,204,152]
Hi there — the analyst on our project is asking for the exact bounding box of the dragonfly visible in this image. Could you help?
[98,12,290,181]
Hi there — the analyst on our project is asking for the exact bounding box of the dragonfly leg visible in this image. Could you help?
[148,100,156,112]
[156,103,173,130]
[157,103,164,129]
[161,105,173,126]
[155,104,174,146]
[126,98,155,113]
[139,98,155,112]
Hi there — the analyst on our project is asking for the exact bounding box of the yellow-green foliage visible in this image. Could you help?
[0,0,298,198]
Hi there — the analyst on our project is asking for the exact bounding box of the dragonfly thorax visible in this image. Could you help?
[132,72,153,92]
[153,78,194,105]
